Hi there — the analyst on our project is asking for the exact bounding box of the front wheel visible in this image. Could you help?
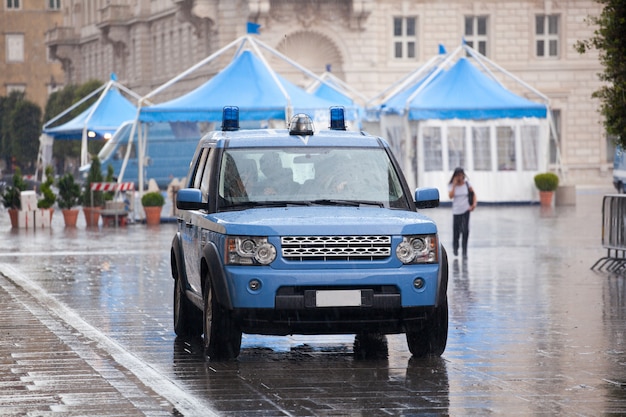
[203,279,242,360]
[173,274,202,337]
[406,297,448,357]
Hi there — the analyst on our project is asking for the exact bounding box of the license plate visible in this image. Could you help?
[315,290,362,307]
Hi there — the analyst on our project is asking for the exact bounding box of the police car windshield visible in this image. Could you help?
[218,147,409,210]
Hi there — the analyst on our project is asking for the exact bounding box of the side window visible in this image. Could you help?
[447,127,466,170]
[549,109,561,164]
[422,126,442,171]
[191,148,209,189]
[521,126,540,171]
[496,126,515,171]
[199,148,214,200]
[472,126,492,171]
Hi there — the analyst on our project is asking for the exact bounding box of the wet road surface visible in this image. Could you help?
[0,187,625,416]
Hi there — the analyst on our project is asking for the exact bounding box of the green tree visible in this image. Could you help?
[0,92,42,174]
[575,0,626,147]
[8,100,42,173]
[43,79,104,173]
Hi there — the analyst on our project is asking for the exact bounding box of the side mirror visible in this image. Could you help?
[176,188,206,210]
[414,187,440,209]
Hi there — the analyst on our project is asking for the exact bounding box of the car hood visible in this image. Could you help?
[208,206,437,236]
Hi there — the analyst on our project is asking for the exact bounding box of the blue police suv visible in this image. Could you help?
[170,107,449,359]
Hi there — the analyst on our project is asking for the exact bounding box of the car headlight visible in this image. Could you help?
[396,235,438,264]
[226,236,276,265]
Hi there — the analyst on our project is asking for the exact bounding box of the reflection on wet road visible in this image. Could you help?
[0,188,625,415]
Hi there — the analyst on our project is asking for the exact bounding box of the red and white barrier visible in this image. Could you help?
[90,182,135,191]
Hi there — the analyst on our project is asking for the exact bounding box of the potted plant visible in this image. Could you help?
[37,166,56,224]
[57,173,82,227]
[534,172,559,207]
[2,168,27,228]
[141,191,165,225]
[82,155,104,227]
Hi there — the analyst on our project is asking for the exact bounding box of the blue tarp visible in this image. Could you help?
[382,57,547,120]
[43,88,137,140]
[139,50,359,123]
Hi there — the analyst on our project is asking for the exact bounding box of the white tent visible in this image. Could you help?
[375,44,557,203]
[39,75,141,173]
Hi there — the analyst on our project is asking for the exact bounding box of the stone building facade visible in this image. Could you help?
[44,0,608,186]
[0,0,64,109]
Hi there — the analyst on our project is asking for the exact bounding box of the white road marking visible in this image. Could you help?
[0,263,218,417]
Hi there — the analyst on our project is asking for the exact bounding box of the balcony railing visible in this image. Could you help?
[99,4,131,24]
[45,27,79,45]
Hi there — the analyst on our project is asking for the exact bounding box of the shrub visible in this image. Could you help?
[141,191,165,207]
[534,172,559,192]
[56,173,82,209]
[37,166,56,209]
[1,168,28,210]
[82,155,104,207]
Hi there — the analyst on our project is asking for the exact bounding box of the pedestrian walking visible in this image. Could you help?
[448,167,477,257]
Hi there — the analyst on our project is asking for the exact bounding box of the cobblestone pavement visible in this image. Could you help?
[0,186,625,416]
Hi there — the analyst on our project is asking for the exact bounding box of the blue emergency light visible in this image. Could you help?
[329,106,346,131]
[222,106,240,131]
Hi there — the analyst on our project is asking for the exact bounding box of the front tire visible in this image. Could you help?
[173,273,202,338]
[203,279,242,360]
[406,297,448,357]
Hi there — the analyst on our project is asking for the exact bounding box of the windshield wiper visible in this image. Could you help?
[310,199,384,208]
[223,200,312,210]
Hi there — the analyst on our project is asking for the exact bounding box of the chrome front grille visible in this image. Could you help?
[281,236,391,261]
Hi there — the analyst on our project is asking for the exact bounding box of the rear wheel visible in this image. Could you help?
[173,274,202,337]
[203,279,242,360]
[406,297,448,357]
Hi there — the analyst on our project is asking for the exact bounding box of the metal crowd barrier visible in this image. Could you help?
[591,194,626,272]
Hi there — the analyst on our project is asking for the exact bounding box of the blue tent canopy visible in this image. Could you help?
[43,88,137,140]
[139,50,359,123]
[382,57,547,120]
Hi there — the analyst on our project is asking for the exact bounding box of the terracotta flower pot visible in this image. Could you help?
[143,206,162,226]
[62,209,79,227]
[83,206,101,227]
[539,190,554,207]
[8,208,18,228]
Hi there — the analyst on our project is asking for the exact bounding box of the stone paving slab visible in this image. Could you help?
[0,274,175,416]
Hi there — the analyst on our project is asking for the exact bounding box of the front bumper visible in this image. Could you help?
[233,304,433,335]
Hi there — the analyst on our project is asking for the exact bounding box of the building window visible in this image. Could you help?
[607,134,618,164]
[464,16,488,56]
[393,16,417,59]
[6,84,25,95]
[6,33,24,62]
[6,0,20,9]
[536,14,559,58]
[48,0,61,10]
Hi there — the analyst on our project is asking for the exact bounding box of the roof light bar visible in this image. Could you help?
[289,114,314,136]
[329,106,346,131]
[222,106,240,131]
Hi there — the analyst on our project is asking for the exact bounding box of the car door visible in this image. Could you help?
[181,147,212,295]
